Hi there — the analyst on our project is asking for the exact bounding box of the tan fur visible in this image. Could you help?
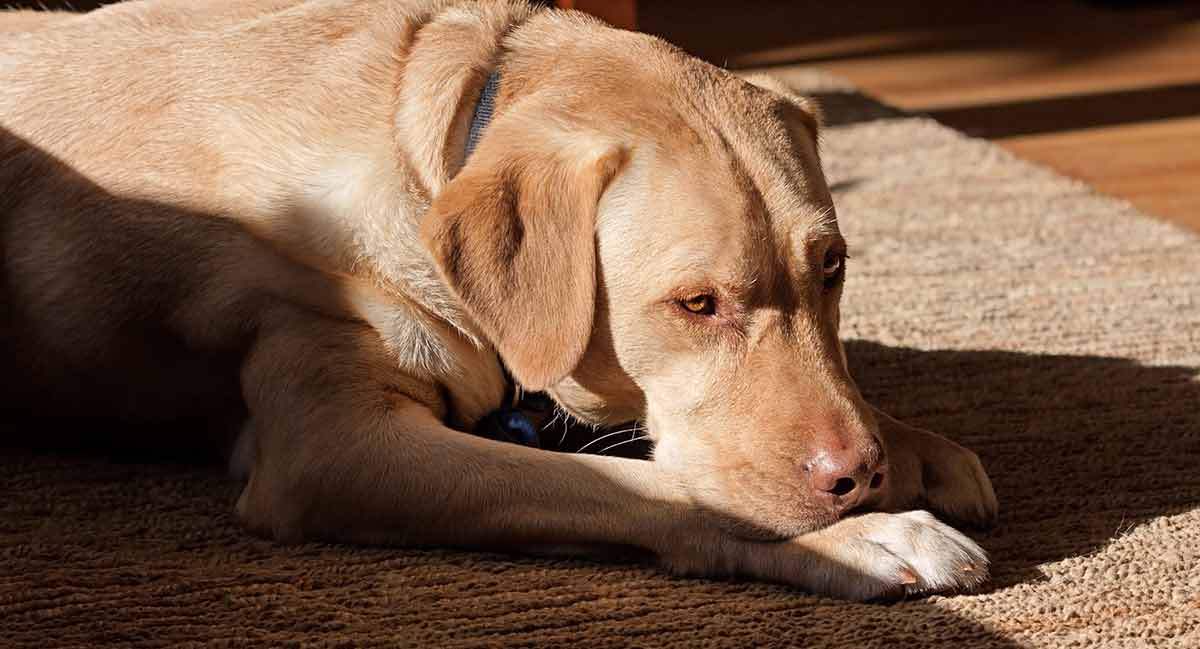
[0,9,68,33]
[0,0,996,601]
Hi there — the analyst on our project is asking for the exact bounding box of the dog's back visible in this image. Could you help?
[0,0,398,442]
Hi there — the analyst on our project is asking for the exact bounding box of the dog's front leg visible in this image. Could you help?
[234,313,708,554]
[235,314,986,600]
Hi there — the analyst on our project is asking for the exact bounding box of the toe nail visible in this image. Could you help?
[899,569,919,585]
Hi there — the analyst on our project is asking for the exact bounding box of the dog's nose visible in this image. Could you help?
[807,443,885,511]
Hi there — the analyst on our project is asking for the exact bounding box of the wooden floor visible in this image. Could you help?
[639,0,1200,232]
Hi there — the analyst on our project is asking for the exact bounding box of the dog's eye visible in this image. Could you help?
[823,251,847,288]
[679,294,717,316]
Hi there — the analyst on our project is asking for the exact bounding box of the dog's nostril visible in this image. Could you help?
[869,472,884,489]
[829,477,856,497]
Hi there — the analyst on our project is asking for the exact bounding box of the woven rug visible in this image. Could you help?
[3,69,1198,648]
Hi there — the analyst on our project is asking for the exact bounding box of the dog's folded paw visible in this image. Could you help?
[921,446,1000,530]
[866,409,999,531]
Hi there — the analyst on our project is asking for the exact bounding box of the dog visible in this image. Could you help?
[0,0,997,601]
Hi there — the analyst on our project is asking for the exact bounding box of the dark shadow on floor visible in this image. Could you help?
[926,82,1200,138]
[808,90,908,127]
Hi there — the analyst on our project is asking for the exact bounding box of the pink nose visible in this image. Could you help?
[806,442,886,511]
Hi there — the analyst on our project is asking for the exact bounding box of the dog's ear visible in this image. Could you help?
[742,73,823,143]
[421,116,627,391]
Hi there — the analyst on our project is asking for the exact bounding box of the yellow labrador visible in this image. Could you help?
[0,0,997,600]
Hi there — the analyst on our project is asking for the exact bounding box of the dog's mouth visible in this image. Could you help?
[683,472,848,542]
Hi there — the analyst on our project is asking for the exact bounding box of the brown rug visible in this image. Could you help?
[3,69,1199,648]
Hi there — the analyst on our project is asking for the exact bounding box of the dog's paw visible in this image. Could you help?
[856,510,989,597]
[867,409,999,530]
[919,444,998,529]
[737,510,989,601]
[804,510,990,601]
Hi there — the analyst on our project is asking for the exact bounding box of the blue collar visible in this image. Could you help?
[464,70,500,162]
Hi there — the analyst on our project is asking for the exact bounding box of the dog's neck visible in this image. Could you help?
[395,4,616,190]
[463,70,501,163]
[393,1,535,196]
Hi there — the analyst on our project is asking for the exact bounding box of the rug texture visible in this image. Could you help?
[3,69,1199,649]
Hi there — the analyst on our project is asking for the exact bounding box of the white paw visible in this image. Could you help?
[752,510,990,601]
[857,510,989,596]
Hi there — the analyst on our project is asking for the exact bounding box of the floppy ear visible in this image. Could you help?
[420,117,627,391]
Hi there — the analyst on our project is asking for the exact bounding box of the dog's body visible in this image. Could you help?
[1,0,997,600]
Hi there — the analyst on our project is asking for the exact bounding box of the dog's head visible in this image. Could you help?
[421,41,883,540]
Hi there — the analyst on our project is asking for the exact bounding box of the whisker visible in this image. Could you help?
[574,424,644,454]
[599,435,652,455]
[540,408,568,445]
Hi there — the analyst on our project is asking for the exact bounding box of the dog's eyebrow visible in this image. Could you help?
[804,204,840,240]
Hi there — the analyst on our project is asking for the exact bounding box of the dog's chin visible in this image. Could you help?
[706,500,842,543]
[667,464,847,542]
